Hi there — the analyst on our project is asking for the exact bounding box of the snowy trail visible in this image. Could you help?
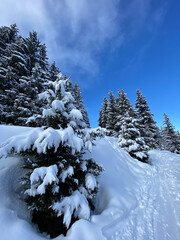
[101,150,180,240]
[151,151,180,240]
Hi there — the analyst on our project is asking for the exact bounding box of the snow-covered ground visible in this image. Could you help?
[0,125,180,240]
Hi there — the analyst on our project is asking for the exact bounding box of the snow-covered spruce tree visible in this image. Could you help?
[0,66,18,123]
[135,89,159,149]
[154,126,165,150]
[73,83,90,128]
[98,96,108,128]
[38,43,49,71]
[106,91,117,134]
[162,113,180,153]
[13,63,48,125]
[98,109,103,128]
[118,113,149,162]
[114,90,136,134]
[0,25,49,125]
[0,74,102,238]
[0,25,19,123]
[49,61,60,82]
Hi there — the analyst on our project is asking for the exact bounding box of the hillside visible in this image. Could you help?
[0,125,180,240]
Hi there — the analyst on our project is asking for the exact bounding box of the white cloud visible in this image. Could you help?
[0,0,167,82]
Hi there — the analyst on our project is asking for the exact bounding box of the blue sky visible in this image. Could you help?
[0,0,180,129]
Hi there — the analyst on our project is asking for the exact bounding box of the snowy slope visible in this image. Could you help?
[0,125,180,240]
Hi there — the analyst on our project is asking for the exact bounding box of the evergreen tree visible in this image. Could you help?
[38,43,48,71]
[0,24,18,56]
[98,96,108,128]
[73,83,90,128]
[155,126,165,150]
[118,113,149,162]
[25,31,40,72]
[114,90,136,134]
[49,61,60,82]
[98,109,103,128]
[106,91,116,134]
[0,25,48,125]
[162,113,180,153]
[0,74,102,238]
[10,38,30,77]
[135,89,159,149]
[0,25,19,123]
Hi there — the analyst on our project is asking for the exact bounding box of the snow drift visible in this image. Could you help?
[0,125,180,240]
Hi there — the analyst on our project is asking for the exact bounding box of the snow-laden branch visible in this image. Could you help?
[0,126,93,158]
[52,190,90,228]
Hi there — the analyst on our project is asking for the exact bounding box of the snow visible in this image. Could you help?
[0,126,85,157]
[85,174,97,191]
[39,90,56,103]
[52,100,65,111]
[89,127,106,137]
[0,125,180,240]
[128,143,139,151]
[85,140,92,152]
[63,92,74,103]
[60,166,74,183]
[42,109,55,117]
[80,160,87,171]
[12,53,27,64]
[0,127,40,158]
[53,190,90,229]
[134,151,147,159]
[69,109,82,120]
[26,165,59,196]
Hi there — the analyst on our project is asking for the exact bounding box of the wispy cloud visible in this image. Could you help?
[0,0,167,82]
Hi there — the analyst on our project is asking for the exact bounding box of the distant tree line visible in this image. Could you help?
[98,89,180,159]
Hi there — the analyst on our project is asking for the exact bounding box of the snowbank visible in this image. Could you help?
[0,125,180,240]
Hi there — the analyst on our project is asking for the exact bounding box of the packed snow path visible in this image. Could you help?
[0,126,180,240]
[100,150,180,240]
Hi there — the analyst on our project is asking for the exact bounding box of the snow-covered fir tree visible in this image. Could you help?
[49,61,60,82]
[118,113,149,162]
[162,113,180,154]
[0,25,48,125]
[154,126,164,150]
[98,96,108,128]
[98,109,103,128]
[0,74,102,238]
[135,89,159,149]
[0,24,91,128]
[0,25,19,123]
[114,90,136,134]
[106,91,116,134]
[73,83,90,128]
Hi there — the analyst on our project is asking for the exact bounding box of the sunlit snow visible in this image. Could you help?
[0,125,180,240]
